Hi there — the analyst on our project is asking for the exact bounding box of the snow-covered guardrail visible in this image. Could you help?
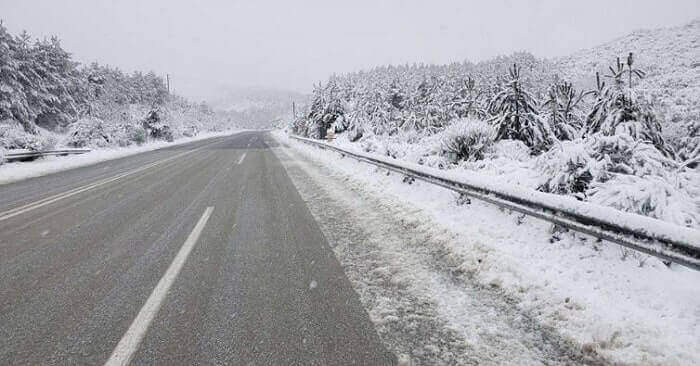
[290,135,700,271]
[4,149,91,163]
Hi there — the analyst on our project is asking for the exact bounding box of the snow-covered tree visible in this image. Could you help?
[487,63,552,152]
[542,80,590,141]
[0,26,227,150]
[583,54,673,157]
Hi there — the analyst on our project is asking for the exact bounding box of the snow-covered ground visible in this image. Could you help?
[0,130,244,185]
[273,131,700,365]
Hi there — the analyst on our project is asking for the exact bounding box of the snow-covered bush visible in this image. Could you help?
[440,118,496,162]
[535,133,698,225]
[536,134,674,196]
[131,127,147,145]
[536,140,594,196]
[40,134,58,151]
[66,117,111,148]
[490,140,531,162]
[0,121,55,150]
[142,110,174,142]
[108,124,147,147]
[588,174,700,228]
[347,123,364,142]
[674,135,699,168]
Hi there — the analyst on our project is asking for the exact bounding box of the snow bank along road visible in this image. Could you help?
[276,133,700,365]
[0,131,395,365]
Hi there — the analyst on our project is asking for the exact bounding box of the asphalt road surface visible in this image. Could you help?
[0,131,397,365]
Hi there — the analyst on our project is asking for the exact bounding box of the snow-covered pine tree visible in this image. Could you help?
[543,80,590,141]
[583,54,674,157]
[450,76,486,120]
[487,63,552,152]
[0,24,29,131]
[31,36,82,131]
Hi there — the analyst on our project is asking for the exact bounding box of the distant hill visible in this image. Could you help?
[208,87,308,129]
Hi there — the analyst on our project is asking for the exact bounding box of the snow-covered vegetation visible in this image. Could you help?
[0,24,234,157]
[291,19,700,229]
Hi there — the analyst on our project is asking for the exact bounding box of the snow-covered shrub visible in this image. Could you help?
[536,133,699,225]
[0,121,55,150]
[108,124,147,147]
[66,117,111,148]
[39,134,58,151]
[131,127,147,145]
[586,133,674,176]
[588,175,700,228]
[142,110,174,142]
[669,134,699,168]
[536,140,594,196]
[440,118,496,162]
[348,124,364,142]
[490,140,531,162]
[536,134,674,196]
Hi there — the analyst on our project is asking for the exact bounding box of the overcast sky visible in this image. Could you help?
[1,0,698,101]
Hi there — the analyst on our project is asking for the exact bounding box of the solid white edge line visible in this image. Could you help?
[237,152,247,165]
[104,206,214,366]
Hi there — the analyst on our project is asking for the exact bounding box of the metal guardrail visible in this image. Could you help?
[5,149,91,163]
[290,135,700,271]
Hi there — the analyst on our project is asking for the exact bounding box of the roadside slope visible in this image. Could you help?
[275,131,700,365]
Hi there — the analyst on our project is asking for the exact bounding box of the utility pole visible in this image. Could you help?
[166,74,170,94]
[292,101,296,119]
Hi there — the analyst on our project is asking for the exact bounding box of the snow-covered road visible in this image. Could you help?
[274,132,700,365]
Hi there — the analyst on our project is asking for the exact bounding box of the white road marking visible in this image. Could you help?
[237,152,247,165]
[105,206,214,366]
[0,139,222,222]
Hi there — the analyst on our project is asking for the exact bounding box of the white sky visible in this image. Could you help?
[1,0,698,100]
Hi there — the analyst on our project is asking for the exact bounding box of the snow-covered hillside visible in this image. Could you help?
[555,19,699,160]
[289,19,700,231]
